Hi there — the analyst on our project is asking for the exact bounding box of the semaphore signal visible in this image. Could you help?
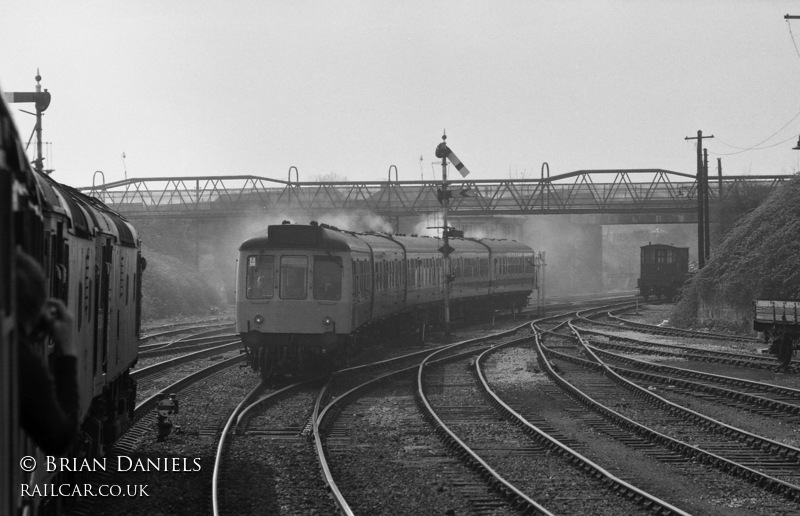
[435,141,471,178]
[435,130,473,334]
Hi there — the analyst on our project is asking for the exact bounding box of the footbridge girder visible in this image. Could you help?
[77,169,793,221]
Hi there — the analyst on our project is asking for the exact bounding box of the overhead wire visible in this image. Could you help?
[705,103,800,156]
[709,133,800,156]
[702,20,800,158]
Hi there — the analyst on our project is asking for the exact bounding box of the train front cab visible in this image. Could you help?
[236,226,365,376]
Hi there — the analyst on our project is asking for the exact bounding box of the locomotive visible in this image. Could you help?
[235,221,537,379]
[1,88,144,515]
[638,243,690,301]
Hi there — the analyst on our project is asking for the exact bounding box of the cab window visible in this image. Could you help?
[313,255,342,300]
[246,255,274,299]
[280,256,308,299]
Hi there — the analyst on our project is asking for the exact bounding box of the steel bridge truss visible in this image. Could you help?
[77,169,793,219]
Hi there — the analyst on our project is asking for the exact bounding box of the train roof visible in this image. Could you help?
[640,243,689,250]
[477,238,532,253]
[239,223,369,252]
[240,223,533,256]
[34,171,138,247]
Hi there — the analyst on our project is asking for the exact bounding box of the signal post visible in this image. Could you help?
[435,132,470,335]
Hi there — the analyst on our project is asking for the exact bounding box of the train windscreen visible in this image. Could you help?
[313,255,342,300]
[246,255,274,299]
[280,256,308,299]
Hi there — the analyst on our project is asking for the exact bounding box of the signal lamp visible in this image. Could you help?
[254,315,264,324]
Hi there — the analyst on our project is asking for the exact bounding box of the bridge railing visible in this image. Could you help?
[77,170,793,218]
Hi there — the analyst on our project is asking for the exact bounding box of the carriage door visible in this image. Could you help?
[94,238,113,379]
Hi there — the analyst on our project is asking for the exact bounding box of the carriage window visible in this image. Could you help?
[247,255,275,299]
[314,255,342,300]
[280,255,308,299]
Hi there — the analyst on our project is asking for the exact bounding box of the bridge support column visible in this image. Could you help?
[521,218,602,297]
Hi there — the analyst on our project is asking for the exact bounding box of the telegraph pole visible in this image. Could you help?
[684,130,713,268]
[703,148,711,261]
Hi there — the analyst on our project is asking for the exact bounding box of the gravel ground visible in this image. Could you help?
[72,368,260,516]
[326,382,518,516]
[486,345,800,515]
[68,305,799,515]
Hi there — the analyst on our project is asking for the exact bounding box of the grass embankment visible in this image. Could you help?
[141,249,225,320]
[671,177,800,332]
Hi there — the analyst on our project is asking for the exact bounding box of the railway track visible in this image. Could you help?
[139,327,237,354]
[577,324,799,373]
[418,334,679,515]
[534,322,800,510]
[139,319,234,343]
[606,308,759,344]
[314,333,526,515]
[80,301,800,515]
[68,348,256,516]
[213,379,335,515]
[310,311,690,514]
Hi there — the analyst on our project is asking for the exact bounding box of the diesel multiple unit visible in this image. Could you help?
[236,222,536,378]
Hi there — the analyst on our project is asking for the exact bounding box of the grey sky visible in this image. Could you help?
[4,1,800,188]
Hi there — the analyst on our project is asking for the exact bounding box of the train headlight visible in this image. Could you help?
[322,316,334,327]
[254,314,264,325]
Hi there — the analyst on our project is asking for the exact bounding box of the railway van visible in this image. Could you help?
[638,243,689,301]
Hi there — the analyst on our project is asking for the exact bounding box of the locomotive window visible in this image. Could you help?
[313,255,342,301]
[247,255,275,299]
[280,255,307,300]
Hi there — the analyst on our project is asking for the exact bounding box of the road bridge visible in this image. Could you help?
[78,169,794,224]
